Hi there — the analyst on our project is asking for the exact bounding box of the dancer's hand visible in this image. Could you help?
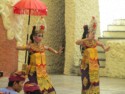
[104,46,110,52]
[58,46,64,54]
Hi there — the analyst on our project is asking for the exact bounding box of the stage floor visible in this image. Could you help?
[0,75,125,94]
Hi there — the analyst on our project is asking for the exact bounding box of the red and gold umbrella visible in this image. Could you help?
[13,0,47,64]
[13,0,47,25]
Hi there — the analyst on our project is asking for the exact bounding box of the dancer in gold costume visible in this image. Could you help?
[76,17,110,94]
[17,25,63,94]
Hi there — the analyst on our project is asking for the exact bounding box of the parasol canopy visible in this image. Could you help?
[13,0,47,16]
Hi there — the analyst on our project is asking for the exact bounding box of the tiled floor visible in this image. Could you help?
[0,75,125,94]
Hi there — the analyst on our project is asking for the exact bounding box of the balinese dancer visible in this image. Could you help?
[17,25,63,94]
[76,17,110,94]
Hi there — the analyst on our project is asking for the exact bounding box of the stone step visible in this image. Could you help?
[97,46,104,52]
[99,59,105,68]
[98,51,105,59]
[108,25,125,31]
[113,19,125,25]
[103,31,125,38]
[97,37,125,51]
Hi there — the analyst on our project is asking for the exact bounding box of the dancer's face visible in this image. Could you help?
[33,33,43,43]
[88,32,95,39]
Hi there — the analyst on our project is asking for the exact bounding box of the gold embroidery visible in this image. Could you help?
[29,43,55,93]
[83,77,88,87]
[81,40,100,94]
[30,43,45,52]
[83,39,97,48]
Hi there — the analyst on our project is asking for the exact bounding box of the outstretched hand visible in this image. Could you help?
[58,46,64,54]
[104,46,110,52]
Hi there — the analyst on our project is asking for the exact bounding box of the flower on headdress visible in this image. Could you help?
[92,16,97,30]
[89,16,97,32]
[40,25,45,30]
[33,25,45,34]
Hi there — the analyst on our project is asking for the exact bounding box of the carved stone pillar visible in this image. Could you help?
[106,40,125,78]
[64,0,100,75]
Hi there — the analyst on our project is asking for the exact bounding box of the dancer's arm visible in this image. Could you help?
[96,40,110,52]
[16,45,30,50]
[45,46,64,54]
[76,39,87,45]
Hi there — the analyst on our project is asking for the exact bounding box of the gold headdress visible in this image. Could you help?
[35,25,45,34]
[89,16,97,33]
[35,17,47,34]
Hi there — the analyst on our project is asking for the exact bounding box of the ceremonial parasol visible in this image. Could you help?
[13,0,47,64]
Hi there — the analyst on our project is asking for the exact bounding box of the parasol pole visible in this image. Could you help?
[24,10,31,64]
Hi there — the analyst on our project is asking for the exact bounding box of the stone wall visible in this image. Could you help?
[0,17,18,76]
[105,40,125,78]
[64,0,100,75]
[41,0,65,74]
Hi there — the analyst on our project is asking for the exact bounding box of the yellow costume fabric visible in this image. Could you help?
[28,43,56,94]
[81,39,100,94]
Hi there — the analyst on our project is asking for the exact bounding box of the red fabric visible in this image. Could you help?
[13,0,47,16]
[93,23,96,29]
[40,25,45,30]
[23,81,40,92]
[9,71,26,81]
